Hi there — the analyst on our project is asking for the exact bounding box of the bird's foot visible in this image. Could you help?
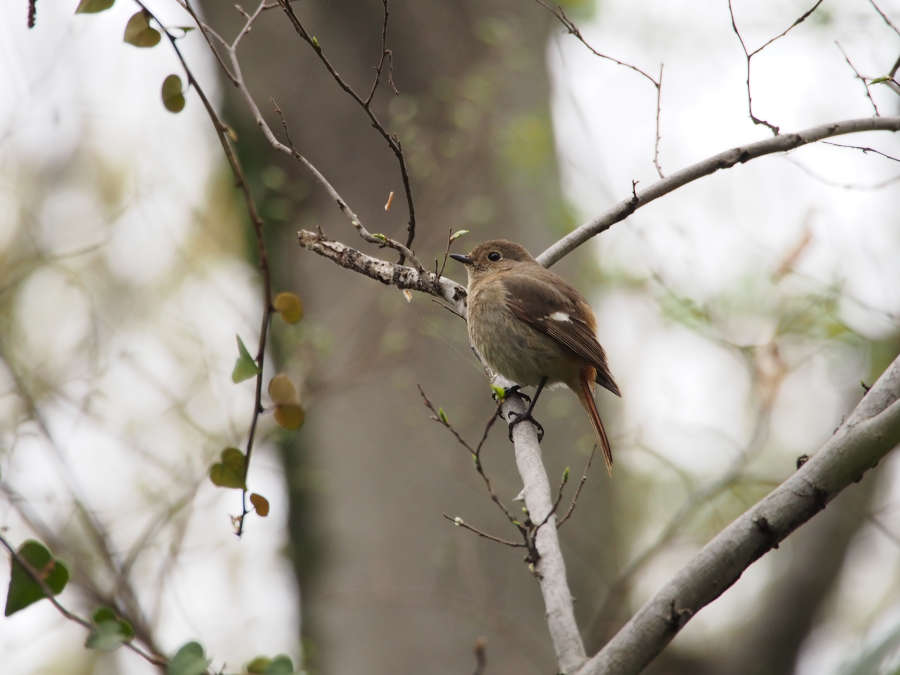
[508,409,544,442]
[496,384,531,404]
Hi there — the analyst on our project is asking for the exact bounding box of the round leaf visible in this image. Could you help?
[209,447,246,489]
[273,292,303,323]
[250,493,270,517]
[168,641,209,675]
[85,607,134,651]
[161,74,186,113]
[75,0,115,13]
[274,403,305,430]
[4,540,69,616]
[268,374,298,405]
[123,10,161,48]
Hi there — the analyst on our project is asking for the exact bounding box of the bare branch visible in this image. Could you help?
[535,0,658,85]
[275,0,418,257]
[728,0,824,134]
[537,116,900,267]
[835,41,881,116]
[503,394,588,673]
[441,514,524,548]
[297,229,465,311]
[557,445,597,528]
[576,353,900,675]
[653,64,665,178]
[536,0,665,173]
[181,0,422,269]
[821,140,900,162]
[870,0,900,38]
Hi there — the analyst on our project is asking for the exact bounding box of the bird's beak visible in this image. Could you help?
[450,253,473,265]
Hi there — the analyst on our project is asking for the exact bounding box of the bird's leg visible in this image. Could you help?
[507,377,547,442]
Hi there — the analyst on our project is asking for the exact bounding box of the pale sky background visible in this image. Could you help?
[1,0,899,673]
[549,1,900,672]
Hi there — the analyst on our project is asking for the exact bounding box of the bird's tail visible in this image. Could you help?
[576,368,614,475]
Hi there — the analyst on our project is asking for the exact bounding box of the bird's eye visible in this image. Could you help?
[487,251,502,262]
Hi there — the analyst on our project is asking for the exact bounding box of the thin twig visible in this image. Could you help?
[365,0,398,104]
[558,445,597,528]
[536,0,665,174]
[138,0,273,536]
[275,0,418,258]
[821,141,900,163]
[417,385,520,527]
[0,534,168,670]
[835,41,880,116]
[869,0,900,38]
[727,0,824,134]
[440,514,525,548]
[535,0,658,85]
[534,466,571,531]
[181,1,422,269]
[653,64,665,178]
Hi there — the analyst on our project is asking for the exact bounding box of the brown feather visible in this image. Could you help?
[502,272,620,397]
[576,368,614,474]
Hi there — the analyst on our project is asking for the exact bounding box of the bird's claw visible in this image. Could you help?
[508,409,544,442]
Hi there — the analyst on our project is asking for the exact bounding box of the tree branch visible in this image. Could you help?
[296,229,465,310]
[537,116,900,267]
[576,353,900,675]
[502,394,587,673]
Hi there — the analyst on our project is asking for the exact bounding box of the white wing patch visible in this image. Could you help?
[548,311,570,322]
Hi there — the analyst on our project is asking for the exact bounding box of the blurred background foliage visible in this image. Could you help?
[1,0,899,674]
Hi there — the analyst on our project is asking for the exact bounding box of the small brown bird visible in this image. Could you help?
[451,239,620,471]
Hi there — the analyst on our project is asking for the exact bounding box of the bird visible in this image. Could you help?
[450,239,620,472]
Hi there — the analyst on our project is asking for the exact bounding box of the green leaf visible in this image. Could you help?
[161,74,186,113]
[264,655,296,674]
[4,540,69,616]
[449,229,469,242]
[491,384,506,400]
[869,76,891,85]
[168,641,209,675]
[123,10,161,48]
[273,292,303,324]
[438,407,448,424]
[209,447,247,489]
[75,0,115,13]
[85,607,134,651]
[231,335,260,383]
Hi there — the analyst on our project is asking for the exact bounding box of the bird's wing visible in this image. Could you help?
[502,271,620,396]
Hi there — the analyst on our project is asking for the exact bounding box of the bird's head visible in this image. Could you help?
[450,239,537,279]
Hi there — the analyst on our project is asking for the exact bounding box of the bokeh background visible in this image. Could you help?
[1,0,899,673]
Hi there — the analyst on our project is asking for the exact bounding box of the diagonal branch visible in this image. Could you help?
[296,229,464,309]
[576,353,900,675]
[275,0,417,257]
[537,116,900,267]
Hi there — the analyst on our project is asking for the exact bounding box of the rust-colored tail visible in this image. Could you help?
[575,368,614,475]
